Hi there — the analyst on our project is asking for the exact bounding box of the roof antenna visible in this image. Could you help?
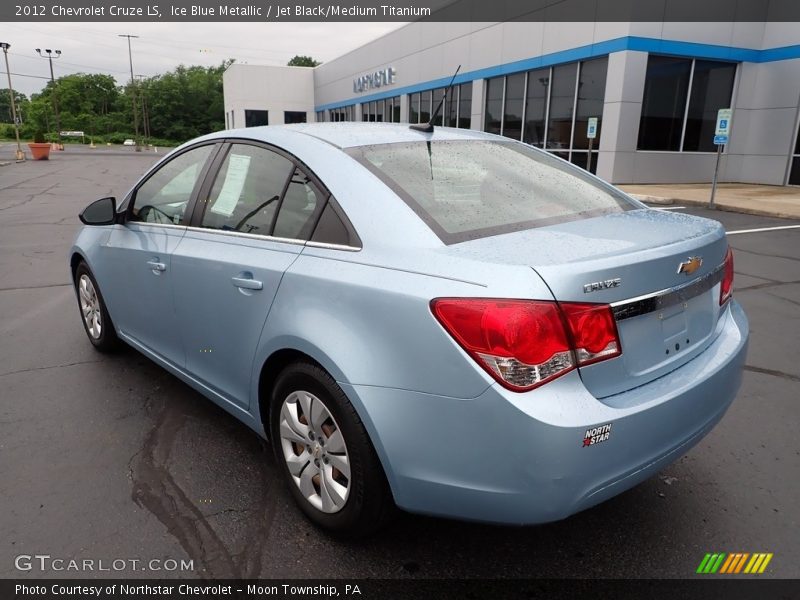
[409,65,461,134]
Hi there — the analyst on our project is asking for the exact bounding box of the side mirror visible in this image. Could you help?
[79,197,117,225]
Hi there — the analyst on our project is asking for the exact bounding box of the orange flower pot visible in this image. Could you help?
[28,142,51,160]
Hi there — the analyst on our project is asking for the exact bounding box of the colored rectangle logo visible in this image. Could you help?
[697,552,773,575]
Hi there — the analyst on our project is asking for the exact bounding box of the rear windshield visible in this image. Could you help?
[350,140,636,244]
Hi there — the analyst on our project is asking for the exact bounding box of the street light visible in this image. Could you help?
[0,42,25,161]
[35,47,63,149]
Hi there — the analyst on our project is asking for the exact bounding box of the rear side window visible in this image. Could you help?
[311,202,351,247]
[273,168,324,240]
[351,140,635,244]
[201,144,293,235]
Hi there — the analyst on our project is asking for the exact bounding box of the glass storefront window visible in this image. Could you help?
[683,60,737,152]
[547,62,578,150]
[638,55,735,152]
[420,90,432,123]
[458,82,472,129]
[409,93,420,124]
[524,68,549,147]
[503,73,525,141]
[484,77,503,135]
[573,57,608,150]
[483,58,607,171]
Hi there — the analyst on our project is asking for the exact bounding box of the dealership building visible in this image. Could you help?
[222,21,800,186]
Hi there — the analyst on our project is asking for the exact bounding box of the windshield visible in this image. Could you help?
[350,140,636,244]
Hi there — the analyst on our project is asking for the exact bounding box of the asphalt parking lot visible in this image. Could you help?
[1,146,798,580]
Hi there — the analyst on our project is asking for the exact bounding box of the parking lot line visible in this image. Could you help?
[653,206,687,211]
[727,224,800,235]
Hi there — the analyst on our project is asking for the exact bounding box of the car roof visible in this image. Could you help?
[217,122,502,149]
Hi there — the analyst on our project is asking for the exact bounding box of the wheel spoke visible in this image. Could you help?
[296,392,314,430]
[281,402,309,441]
[318,468,337,512]
[309,397,327,432]
[325,428,346,454]
[326,452,350,480]
[285,449,310,477]
[279,419,307,445]
[299,461,319,499]
[321,465,347,509]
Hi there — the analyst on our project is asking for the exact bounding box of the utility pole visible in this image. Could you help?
[1,42,25,161]
[135,74,150,146]
[35,47,62,149]
[119,34,141,151]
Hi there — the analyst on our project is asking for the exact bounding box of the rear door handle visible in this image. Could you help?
[231,276,263,291]
[146,260,166,272]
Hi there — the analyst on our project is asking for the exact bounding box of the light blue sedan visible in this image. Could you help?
[70,123,748,536]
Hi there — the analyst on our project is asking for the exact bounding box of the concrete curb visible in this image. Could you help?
[627,192,800,220]
[627,193,674,205]
[672,197,800,220]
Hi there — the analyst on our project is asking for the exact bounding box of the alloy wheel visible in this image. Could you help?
[78,274,102,339]
[278,390,351,513]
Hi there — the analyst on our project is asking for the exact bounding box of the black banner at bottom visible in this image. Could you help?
[3,579,800,600]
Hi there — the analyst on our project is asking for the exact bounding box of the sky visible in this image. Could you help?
[2,22,406,97]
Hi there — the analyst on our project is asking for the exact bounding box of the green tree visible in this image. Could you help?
[0,88,28,123]
[140,61,230,141]
[287,55,320,67]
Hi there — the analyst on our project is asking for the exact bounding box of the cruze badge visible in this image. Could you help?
[677,256,703,275]
[583,278,621,294]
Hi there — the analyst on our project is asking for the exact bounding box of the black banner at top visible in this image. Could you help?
[4,0,800,22]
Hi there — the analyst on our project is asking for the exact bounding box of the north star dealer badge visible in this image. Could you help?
[583,423,612,447]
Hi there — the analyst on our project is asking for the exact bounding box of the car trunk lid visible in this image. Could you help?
[444,209,730,398]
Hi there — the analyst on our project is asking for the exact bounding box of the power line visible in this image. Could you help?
[0,70,51,81]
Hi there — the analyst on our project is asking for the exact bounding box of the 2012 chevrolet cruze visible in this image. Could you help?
[70,123,748,536]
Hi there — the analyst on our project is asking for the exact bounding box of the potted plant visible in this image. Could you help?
[28,130,51,160]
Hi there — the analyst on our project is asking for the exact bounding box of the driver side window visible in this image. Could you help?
[131,144,215,224]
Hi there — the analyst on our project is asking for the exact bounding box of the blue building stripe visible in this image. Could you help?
[316,36,800,111]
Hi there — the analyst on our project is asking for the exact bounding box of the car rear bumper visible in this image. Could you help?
[341,300,748,524]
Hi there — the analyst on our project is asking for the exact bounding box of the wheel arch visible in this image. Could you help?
[69,250,87,283]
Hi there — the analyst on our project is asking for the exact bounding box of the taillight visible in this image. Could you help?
[431,298,621,392]
[720,247,734,305]
[560,303,622,366]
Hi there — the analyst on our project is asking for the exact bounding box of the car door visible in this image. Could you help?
[171,141,327,409]
[99,143,219,366]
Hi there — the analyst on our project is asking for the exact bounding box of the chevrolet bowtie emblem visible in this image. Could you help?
[677,256,703,275]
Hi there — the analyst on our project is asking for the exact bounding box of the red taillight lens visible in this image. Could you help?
[560,303,622,366]
[720,247,734,305]
[431,298,621,392]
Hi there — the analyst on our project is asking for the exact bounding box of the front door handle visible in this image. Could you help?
[231,276,263,291]
[146,260,166,273]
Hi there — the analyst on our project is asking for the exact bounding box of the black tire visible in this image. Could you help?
[74,261,120,353]
[270,360,395,537]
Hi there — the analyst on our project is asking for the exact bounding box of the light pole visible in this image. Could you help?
[35,48,62,149]
[0,42,25,161]
[119,34,141,151]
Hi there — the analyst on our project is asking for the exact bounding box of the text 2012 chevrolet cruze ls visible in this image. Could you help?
[70,122,748,535]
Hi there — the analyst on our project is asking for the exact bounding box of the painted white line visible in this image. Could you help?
[727,224,800,235]
[653,206,686,211]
